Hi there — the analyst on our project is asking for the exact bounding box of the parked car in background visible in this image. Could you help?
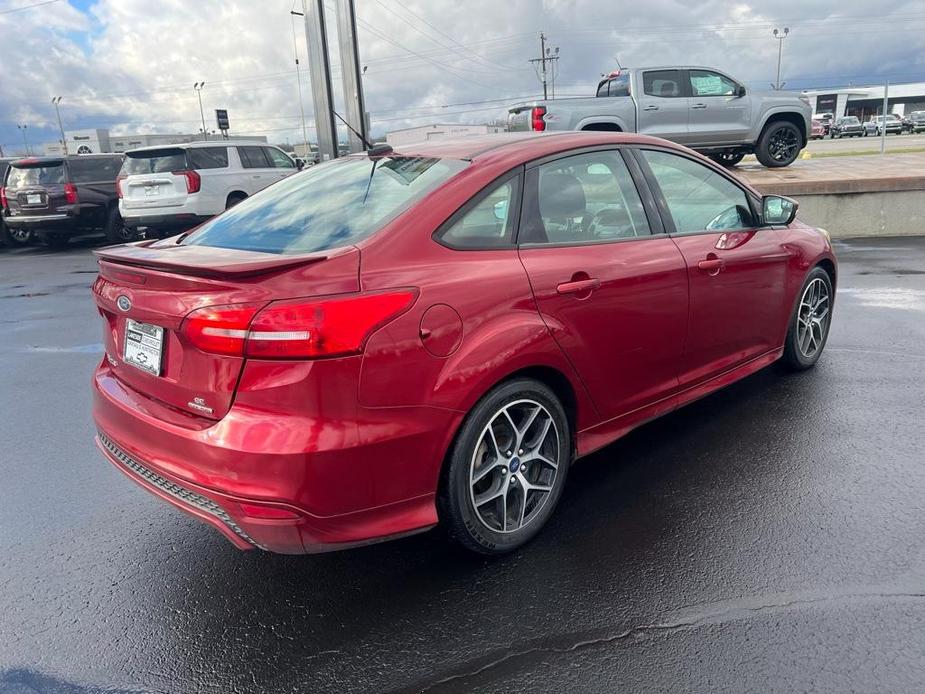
[816,112,835,136]
[810,118,826,139]
[906,111,925,133]
[91,131,836,556]
[0,157,31,246]
[118,142,299,237]
[829,116,864,138]
[508,66,812,167]
[864,114,903,136]
[1,154,126,247]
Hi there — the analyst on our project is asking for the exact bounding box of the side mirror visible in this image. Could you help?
[762,195,798,226]
[493,199,508,222]
[736,85,747,98]
[296,158,305,171]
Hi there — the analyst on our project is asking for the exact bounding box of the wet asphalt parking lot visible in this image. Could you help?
[1,236,924,693]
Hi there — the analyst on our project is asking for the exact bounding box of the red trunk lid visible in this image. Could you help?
[92,239,360,420]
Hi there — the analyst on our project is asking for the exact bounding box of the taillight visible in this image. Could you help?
[531,106,547,132]
[173,170,201,194]
[0,187,7,210]
[182,290,417,359]
[64,183,78,205]
[116,174,127,199]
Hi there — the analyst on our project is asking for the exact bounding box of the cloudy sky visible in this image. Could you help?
[1,0,924,153]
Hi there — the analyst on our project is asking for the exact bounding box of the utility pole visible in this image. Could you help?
[772,27,789,91]
[881,81,889,155]
[302,0,338,162]
[529,33,559,100]
[17,124,29,156]
[334,0,369,152]
[289,11,311,157]
[51,97,67,155]
[193,82,208,141]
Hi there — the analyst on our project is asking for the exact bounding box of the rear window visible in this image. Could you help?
[184,155,468,254]
[596,73,630,98]
[121,148,188,175]
[187,147,229,170]
[6,163,66,188]
[67,156,122,183]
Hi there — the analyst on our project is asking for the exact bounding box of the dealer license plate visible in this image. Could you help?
[123,319,164,375]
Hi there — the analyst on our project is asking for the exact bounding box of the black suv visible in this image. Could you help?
[1,154,133,247]
[829,116,864,138]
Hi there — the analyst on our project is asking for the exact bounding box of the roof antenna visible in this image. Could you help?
[332,110,391,156]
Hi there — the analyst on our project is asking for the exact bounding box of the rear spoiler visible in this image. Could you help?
[93,239,333,279]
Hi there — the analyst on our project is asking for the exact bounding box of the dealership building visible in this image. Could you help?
[385,123,505,147]
[803,81,925,120]
[42,128,267,156]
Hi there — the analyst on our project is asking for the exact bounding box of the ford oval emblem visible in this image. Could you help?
[116,295,132,312]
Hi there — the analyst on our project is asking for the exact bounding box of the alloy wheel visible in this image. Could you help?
[769,126,800,162]
[469,399,560,534]
[9,228,31,244]
[796,277,830,358]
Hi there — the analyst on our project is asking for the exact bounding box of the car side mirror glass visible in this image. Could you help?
[762,195,797,225]
[493,199,508,222]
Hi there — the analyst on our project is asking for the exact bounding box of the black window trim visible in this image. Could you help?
[642,69,690,99]
[432,167,525,251]
[515,145,665,249]
[628,146,763,237]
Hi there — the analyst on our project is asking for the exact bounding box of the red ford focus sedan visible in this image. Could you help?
[92,132,836,555]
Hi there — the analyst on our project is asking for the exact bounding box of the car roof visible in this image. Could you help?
[124,140,273,154]
[383,131,684,162]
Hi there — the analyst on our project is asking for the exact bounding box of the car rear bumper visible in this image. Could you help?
[91,361,452,553]
[3,213,76,230]
[122,213,211,230]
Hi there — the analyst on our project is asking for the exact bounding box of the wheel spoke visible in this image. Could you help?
[475,484,506,507]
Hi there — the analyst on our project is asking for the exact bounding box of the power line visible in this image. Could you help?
[0,0,61,15]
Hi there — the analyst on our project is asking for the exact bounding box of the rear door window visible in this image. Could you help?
[6,163,66,188]
[238,146,271,169]
[122,149,188,175]
[187,147,229,170]
[67,156,122,183]
[265,147,296,169]
[643,70,683,98]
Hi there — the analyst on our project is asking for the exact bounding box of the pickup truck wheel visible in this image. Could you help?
[104,206,137,244]
[708,151,745,167]
[756,121,802,167]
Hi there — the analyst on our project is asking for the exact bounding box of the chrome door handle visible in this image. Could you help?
[691,103,707,109]
[643,105,659,111]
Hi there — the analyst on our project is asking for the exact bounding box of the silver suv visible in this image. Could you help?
[509,66,812,168]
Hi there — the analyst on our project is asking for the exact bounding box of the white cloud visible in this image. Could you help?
[2,0,925,153]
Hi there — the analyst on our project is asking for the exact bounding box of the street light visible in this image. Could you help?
[193,82,207,141]
[51,96,68,155]
[16,124,29,156]
[772,27,790,91]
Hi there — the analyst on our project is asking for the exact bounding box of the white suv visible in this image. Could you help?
[118,141,299,236]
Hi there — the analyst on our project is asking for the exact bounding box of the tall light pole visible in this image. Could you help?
[51,96,67,155]
[772,27,790,91]
[193,82,208,141]
[289,11,311,158]
[17,124,30,156]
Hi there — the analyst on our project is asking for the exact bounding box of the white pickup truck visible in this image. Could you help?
[509,66,813,167]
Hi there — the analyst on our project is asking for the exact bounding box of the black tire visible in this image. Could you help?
[708,151,745,167]
[755,120,803,167]
[1,223,32,246]
[781,267,834,370]
[226,193,247,210]
[441,378,571,555]
[104,206,137,244]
